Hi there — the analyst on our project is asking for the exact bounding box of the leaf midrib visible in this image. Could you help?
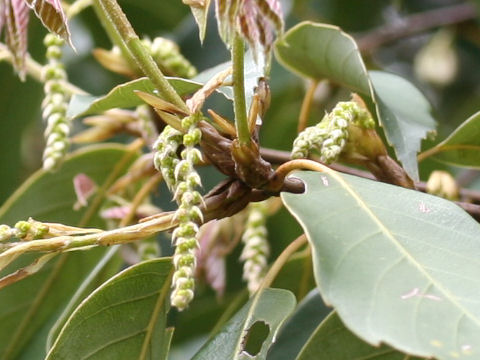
[326,170,480,329]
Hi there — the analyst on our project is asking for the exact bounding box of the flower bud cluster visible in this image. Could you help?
[41,33,70,171]
[135,105,158,146]
[240,201,270,295]
[142,37,197,79]
[153,125,183,190]
[154,114,204,310]
[292,101,374,164]
[0,220,49,242]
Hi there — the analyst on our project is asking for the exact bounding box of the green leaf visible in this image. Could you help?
[192,288,296,360]
[370,71,436,181]
[46,258,174,360]
[275,22,437,181]
[274,22,371,95]
[282,171,480,360]
[267,289,330,360]
[46,246,122,349]
[67,77,202,118]
[297,312,425,360]
[428,110,480,168]
[0,144,134,360]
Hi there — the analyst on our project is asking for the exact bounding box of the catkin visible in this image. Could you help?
[41,33,70,171]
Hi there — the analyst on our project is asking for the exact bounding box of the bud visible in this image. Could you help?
[426,171,459,201]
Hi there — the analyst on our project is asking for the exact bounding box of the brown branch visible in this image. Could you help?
[260,147,480,220]
[357,3,478,53]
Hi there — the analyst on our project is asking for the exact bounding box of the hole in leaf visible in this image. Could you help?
[241,321,270,357]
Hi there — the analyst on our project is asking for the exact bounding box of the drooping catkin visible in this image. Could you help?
[292,101,374,163]
[41,33,70,171]
[240,201,270,295]
[153,114,204,310]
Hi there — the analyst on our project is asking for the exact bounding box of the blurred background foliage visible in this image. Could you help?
[0,0,479,356]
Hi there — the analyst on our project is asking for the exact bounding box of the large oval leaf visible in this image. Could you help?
[192,288,296,360]
[275,22,437,181]
[428,110,480,168]
[46,258,174,360]
[0,144,135,360]
[282,171,480,360]
[297,312,424,360]
[274,22,371,95]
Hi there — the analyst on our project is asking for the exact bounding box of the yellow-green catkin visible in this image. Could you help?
[42,33,70,171]
[142,37,197,79]
[153,114,203,310]
[240,201,270,295]
[292,101,374,163]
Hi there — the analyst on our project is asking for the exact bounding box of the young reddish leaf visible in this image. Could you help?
[5,0,29,79]
[214,0,283,60]
[238,0,283,58]
[24,0,71,45]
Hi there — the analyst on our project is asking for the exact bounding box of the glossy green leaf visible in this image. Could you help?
[282,171,480,360]
[46,258,174,360]
[0,144,134,360]
[67,77,202,118]
[297,312,425,360]
[275,22,371,95]
[370,71,436,181]
[275,22,437,181]
[429,110,480,167]
[267,289,330,360]
[192,288,296,360]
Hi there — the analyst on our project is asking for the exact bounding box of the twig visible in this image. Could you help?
[258,234,308,290]
[232,34,251,146]
[357,3,477,53]
[0,212,176,272]
[260,147,480,218]
[0,44,87,95]
[297,80,319,133]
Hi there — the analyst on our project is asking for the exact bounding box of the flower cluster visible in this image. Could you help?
[41,33,70,171]
[153,125,183,190]
[153,114,204,310]
[143,37,197,79]
[292,101,375,164]
[0,220,49,242]
[240,201,269,295]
